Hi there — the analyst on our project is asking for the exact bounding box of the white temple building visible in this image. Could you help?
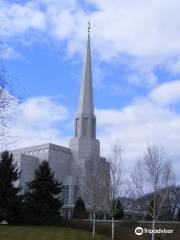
[12,30,109,219]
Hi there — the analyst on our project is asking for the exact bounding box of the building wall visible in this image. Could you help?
[11,143,77,207]
[69,137,100,174]
[12,144,72,180]
[12,143,50,163]
[48,143,72,182]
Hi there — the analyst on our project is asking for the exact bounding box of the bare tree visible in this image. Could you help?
[77,158,103,240]
[0,18,19,148]
[0,65,18,148]
[131,145,174,240]
[103,141,124,240]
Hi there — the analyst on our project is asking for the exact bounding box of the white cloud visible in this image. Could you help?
[150,80,180,106]
[16,97,68,127]
[95,99,180,180]
[89,0,180,58]
[2,0,180,68]
[1,1,46,37]
[127,72,158,88]
[11,126,69,150]
[2,0,180,88]
[9,96,69,149]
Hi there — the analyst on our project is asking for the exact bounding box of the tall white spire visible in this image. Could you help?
[73,23,96,139]
[77,31,94,114]
[69,22,100,165]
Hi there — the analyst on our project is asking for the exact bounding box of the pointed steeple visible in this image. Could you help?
[69,23,100,163]
[73,24,96,139]
[77,32,94,114]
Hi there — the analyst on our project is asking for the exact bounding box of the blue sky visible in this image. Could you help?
[1,0,180,180]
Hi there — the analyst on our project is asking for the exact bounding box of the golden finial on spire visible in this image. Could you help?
[88,19,91,33]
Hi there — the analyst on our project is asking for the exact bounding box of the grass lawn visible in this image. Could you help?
[0,226,110,240]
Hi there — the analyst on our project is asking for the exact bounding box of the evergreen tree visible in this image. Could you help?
[0,151,21,223]
[72,197,87,219]
[24,161,63,224]
[114,199,124,220]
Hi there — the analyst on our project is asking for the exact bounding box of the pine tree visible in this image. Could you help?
[72,197,87,219]
[0,151,21,223]
[24,160,63,224]
[114,199,124,220]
